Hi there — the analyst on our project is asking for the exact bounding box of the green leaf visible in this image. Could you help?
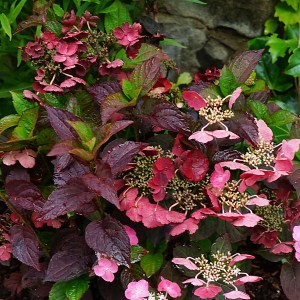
[284,0,299,11]
[11,91,37,115]
[9,0,27,24]
[131,245,146,263]
[247,99,271,123]
[256,53,293,92]
[285,24,299,40]
[122,80,137,100]
[0,115,20,135]
[49,281,68,300]
[184,0,206,4]
[160,38,187,48]
[67,121,94,143]
[219,66,237,96]
[270,109,299,126]
[44,20,63,35]
[53,3,65,17]
[285,48,300,76]
[11,106,39,139]
[0,13,12,40]
[175,72,193,86]
[140,253,163,277]
[266,34,297,63]
[264,18,278,35]
[248,36,268,50]
[104,0,131,32]
[269,124,290,143]
[65,275,89,300]
[211,235,232,255]
[275,2,300,25]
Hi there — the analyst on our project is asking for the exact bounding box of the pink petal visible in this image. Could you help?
[293,225,300,241]
[189,131,214,143]
[169,218,199,236]
[172,258,199,270]
[210,163,230,189]
[220,161,251,171]
[246,196,269,206]
[2,152,18,166]
[234,275,263,285]
[228,87,242,109]
[280,139,300,160]
[232,213,262,227]
[257,119,273,142]
[229,254,255,266]
[271,243,293,254]
[194,285,222,299]
[182,91,206,110]
[60,78,77,88]
[223,290,250,299]
[158,277,182,298]
[124,225,138,245]
[182,278,205,286]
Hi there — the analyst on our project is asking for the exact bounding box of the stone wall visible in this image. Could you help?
[154,0,276,74]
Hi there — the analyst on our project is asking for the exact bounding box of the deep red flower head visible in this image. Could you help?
[178,149,209,182]
[194,67,220,83]
[99,59,124,76]
[24,42,44,59]
[41,31,59,49]
[114,22,142,47]
[250,227,278,248]
[78,10,100,29]
[62,10,77,33]
[153,157,175,180]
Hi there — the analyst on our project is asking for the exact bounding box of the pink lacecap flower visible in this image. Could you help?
[114,22,143,48]
[210,163,230,189]
[53,42,79,67]
[194,285,222,299]
[293,225,300,262]
[99,59,124,76]
[172,258,198,270]
[223,290,250,299]
[125,279,149,300]
[124,225,138,245]
[0,244,12,261]
[169,218,199,236]
[2,149,37,168]
[157,276,182,298]
[189,130,239,144]
[93,258,118,282]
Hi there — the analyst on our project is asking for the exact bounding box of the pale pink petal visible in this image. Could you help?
[2,152,18,166]
[210,163,230,189]
[294,241,300,252]
[189,131,214,143]
[224,290,250,299]
[229,254,255,266]
[157,276,182,298]
[210,130,230,138]
[124,225,138,245]
[15,150,36,168]
[295,251,300,262]
[279,139,300,160]
[194,285,222,299]
[232,213,262,227]
[182,91,206,110]
[169,218,199,236]
[257,119,273,142]
[182,278,205,286]
[172,258,199,270]
[292,225,300,241]
[234,275,263,285]
[271,243,293,254]
[246,196,269,206]
[228,87,242,109]
[125,280,149,300]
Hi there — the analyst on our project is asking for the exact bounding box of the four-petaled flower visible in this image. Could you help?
[125,279,149,300]
[93,258,118,282]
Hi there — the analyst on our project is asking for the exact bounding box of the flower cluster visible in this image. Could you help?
[173,252,262,299]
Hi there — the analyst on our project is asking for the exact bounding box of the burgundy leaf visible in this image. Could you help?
[101,141,145,175]
[280,260,300,300]
[228,49,264,83]
[46,106,82,140]
[5,167,30,183]
[4,272,23,295]
[88,82,121,105]
[10,224,40,270]
[5,180,44,211]
[85,217,130,267]
[100,92,135,124]
[141,99,190,134]
[212,149,242,163]
[45,235,92,281]
[39,178,95,220]
[52,154,89,186]
[228,112,259,146]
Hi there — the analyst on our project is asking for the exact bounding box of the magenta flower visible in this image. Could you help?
[189,129,239,144]
[157,276,182,298]
[53,42,79,67]
[114,22,143,47]
[293,225,300,262]
[194,285,222,299]
[182,90,206,110]
[223,290,250,299]
[210,163,230,189]
[125,279,149,300]
[23,42,44,59]
[41,31,59,49]
[93,258,118,282]
[124,225,138,245]
[0,244,12,261]
[98,59,124,76]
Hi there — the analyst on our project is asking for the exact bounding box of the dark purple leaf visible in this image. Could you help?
[46,106,82,140]
[98,275,127,300]
[280,260,300,300]
[39,178,95,220]
[10,224,40,270]
[88,82,121,105]
[82,160,119,208]
[101,141,145,175]
[140,99,190,134]
[22,264,47,288]
[52,154,89,186]
[228,49,264,83]
[288,162,300,197]
[212,150,242,164]
[85,217,130,267]
[5,180,44,211]
[228,112,259,146]
[45,234,92,282]
[100,92,135,124]
[5,167,30,183]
